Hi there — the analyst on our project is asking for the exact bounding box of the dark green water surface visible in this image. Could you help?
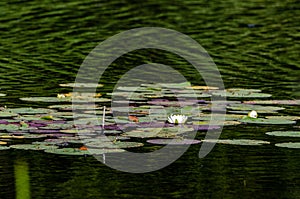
[0,0,299,198]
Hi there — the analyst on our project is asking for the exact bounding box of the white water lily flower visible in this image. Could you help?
[167,114,188,124]
[248,110,258,118]
[57,94,66,98]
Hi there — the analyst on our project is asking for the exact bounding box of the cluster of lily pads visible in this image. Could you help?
[0,82,299,155]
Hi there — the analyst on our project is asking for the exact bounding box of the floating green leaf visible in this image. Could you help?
[192,113,244,121]
[12,115,60,121]
[85,141,143,149]
[10,144,58,151]
[59,83,104,88]
[239,117,296,125]
[176,93,211,98]
[44,148,89,155]
[48,104,102,110]
[0,112,18,118]
[159,82,191,88]
[0,134,46,139]
[243,100,300,105]
[266,131,300,137]
[203,139,270,145]
[20,97,111,103]
[0,124,20,131]
[0,146,10,150]
[227,104,285,113]
[147,138,201,145]
[266,116,300,121]
[212,89,271,98]
[193,120,241,126]
[6,107,54,115]
[116,86,140,91]
[122,126,193,138]
[275,142,300,149]
[40,123,74,130]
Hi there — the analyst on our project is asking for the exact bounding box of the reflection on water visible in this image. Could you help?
[14,158,30,199]
[0,0,299,198]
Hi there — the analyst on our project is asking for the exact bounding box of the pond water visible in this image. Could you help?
[0,0,299,198]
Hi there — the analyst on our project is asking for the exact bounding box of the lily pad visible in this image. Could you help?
[265,116,300,121]
[192,113,244,121]
[193,120,241,126]
[13,115,61,121]
[176,93,211,98]
[227,104,285,113]
[0,134,47,139]
[49,104,102,111]
[185,86,219,90]
[147,138,201,145]
[275,142,300,149]
[266,131,300,137]
[122,126,194,138]
[10,144,58,151]
[88,148,126,155]
[0,112,18,118]
[44,147,90,155]
[0,124,20,131]
[39,123,74,130]
[243,100,300,105]
[85,141,143,149]
[0,146,10,150]
[59,83,104,88]
[159,82,191,88]
[116,86,140,91]
[239,117,296,125]
[212,89,271,98]
[20,97,111,103]
[203,139,270,146]
[6,107,54,115]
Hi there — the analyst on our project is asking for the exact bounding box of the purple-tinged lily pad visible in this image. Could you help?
[147,138,201,145]
[0,120,9,124]
[191,125,221,131]
[29,129,61,134]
